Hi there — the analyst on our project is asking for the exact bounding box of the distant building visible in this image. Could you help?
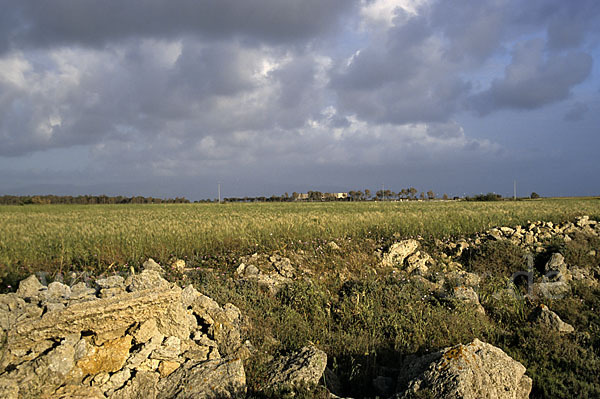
[294,192,348,201]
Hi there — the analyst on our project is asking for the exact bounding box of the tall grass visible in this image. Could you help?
[1,198,598,277]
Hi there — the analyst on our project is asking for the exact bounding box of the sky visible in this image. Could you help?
[1,0,599,200]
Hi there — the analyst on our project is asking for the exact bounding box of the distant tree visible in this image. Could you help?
[364,189,371,200]
[427,190,435,200]
[419,192,425,200]
[530,192,540,199]
[466,193,502,201]
[442,193,449,200]
[409,187,418,200]
[308,191,322,201]
[384,189,392,201]
[375,190,384,201]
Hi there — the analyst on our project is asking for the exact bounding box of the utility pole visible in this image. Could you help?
[218,183,221,203]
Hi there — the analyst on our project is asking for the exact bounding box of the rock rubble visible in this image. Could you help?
[0,259,248,399]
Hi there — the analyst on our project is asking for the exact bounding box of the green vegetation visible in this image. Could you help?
[1,198,599,283]
[1,198,600,398]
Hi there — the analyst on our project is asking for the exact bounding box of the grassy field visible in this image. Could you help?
[1,198,599,284]
[1,198,600,398]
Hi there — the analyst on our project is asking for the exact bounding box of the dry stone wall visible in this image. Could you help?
[0,259,248,399]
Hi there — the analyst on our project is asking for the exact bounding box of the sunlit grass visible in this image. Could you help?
[1,198,598,277]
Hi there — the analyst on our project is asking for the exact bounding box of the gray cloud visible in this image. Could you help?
[471,39,593,114]
[1,0,357,52]
[1,0,600,198]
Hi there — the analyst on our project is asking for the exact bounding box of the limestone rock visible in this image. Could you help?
[171,259,186,273]
[0,376,19,399]
[134,318,160,344]
[76,335,133,375]
[544,253,570,281]
[69,282,97,302]
[396,339,532,399]
[405,251,433,275]
[129,270,171,291]
[7,288,189,350]
[448,286,485,314]
[444,271,481,288]
[270,255,295,278]
[265,345,327,391]
[47,385,105,399]
[16,274,44,299]
[44,281,71,302]
[382,239,419,267]
[102,368,131,395]
[112,371,160,399]
[532,304,574,333]
[158,358,246,399]
[531,281,569,299]
[143,258,163,272]
[158,360,181,377]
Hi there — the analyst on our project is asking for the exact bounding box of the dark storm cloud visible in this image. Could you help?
[1,0,600,198]
[471,39,593,114]
[0,0,357,52]
[331,0,599,124]
[331,12,470,124]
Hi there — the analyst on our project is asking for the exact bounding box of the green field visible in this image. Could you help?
[1,198,599,282]
[2,198,600,398]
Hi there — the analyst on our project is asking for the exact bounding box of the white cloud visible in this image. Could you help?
[360,0,427,29]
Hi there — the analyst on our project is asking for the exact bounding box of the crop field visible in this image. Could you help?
[1,198,600,280]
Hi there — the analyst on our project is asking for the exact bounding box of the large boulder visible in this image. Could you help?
[396,339,532,399]
[265,345,328,392]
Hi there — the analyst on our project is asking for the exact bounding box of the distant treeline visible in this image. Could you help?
[0,191,536,205]
[0,195,191,205]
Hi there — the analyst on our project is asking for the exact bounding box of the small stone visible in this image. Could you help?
[111,371,159,399]
[171,259,186,272]
[102,368,131,394]
[45,281,71,301]
[158,360,181,377]
[95,275,125,289]
[139,358,160,371]
[44,302,66,313]
[142,258,163,272]
[488,229,504,241]
[128,270,170,291]
[151,336,181,361]
[46,341,76,377]
[134,319,160,344]
[327,241,341,250]
[532,304,575,333]
[16,275,44,299]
